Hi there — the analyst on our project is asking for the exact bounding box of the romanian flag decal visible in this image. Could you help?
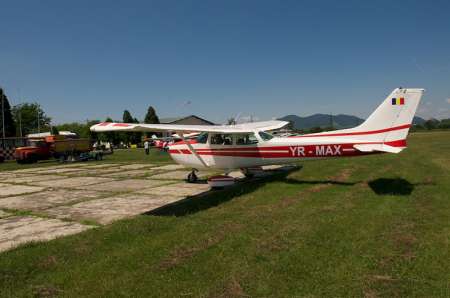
[392,97,405,105]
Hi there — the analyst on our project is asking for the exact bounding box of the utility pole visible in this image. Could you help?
[19,108,22,137]
[17,89,22,137]
[1,90,5,139]
[37,103,40,134]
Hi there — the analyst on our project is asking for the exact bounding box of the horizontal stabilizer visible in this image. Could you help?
[354,144,404,154]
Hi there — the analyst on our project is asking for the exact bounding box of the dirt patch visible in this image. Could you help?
[210,276,249,298]
[38,255,58,270]
[370,275,397,282]
[277,168,355,208]
[363,288,379,298]
[158,223,242,270]
[368,222,418,294]
[257,226,298,253]
[32,285,62,298]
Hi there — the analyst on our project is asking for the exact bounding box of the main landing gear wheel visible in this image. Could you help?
[187,169,198,183]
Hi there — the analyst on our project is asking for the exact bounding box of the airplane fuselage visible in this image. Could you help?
[167,134,405,170]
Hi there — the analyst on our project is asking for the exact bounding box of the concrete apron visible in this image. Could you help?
[0,163,295,252]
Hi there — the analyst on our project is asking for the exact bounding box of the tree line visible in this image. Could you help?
[1,87,160,145]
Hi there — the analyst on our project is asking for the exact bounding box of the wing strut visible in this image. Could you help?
[179,132,209,168]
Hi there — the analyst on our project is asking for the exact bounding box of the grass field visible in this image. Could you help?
[1,131,449,297]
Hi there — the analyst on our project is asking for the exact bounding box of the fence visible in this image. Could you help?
[0,138,28,160]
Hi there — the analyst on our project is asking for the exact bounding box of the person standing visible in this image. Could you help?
[144,139,149,155]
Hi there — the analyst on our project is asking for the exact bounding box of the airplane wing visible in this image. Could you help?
[353,144,403,154]
[90,120,289,134]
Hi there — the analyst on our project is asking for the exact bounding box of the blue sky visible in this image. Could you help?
[1,0,449,124]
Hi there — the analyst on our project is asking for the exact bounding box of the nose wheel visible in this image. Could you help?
[187,169,198,183]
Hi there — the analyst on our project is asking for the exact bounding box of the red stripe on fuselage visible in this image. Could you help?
[289,124,411,138]
[168,139,406,158]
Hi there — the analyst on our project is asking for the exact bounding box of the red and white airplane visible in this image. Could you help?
[91,88,424,183]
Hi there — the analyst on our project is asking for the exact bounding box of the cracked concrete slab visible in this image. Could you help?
[118,164,156,170]
[228,171,245,179]
[2,174,68,184]
[0,189,103,211]
[11,167,53,174]
[44,194,184,224]
[0,183,46,197]
[77,179,169,192]
[56,163,93,168]
[151,164,186,171]
[149,170,212,180]
[0,216,93,252]
[0,172,27,180]
[69,168,125,177]
[31,167,85,174]
[135,182,211,197]
[105,169,154,178]
[82,163,120,169]
[149,170,191,180]
[30,177,115,188]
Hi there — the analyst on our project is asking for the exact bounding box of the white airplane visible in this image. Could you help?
[91,88,424,184]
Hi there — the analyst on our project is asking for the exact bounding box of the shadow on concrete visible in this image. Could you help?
[147,167,299,217]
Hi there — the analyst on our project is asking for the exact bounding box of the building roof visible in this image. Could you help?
[159,115,215,125]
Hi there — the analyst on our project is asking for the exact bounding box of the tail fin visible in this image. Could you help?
[354,88,424,143]
[301,88,425,152]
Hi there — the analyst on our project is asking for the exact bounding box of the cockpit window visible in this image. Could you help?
[235,133,259,145]
[196,132,208,144]
[210,134,233,145]
[258,131,274,141]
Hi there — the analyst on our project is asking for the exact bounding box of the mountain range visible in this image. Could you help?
[278,114,426,130]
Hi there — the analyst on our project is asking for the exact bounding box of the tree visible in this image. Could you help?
[439,119,450,129]
[424,119,438,130]
[12,103,51,136]
[0,88,17,137]
[100,117,121,145]
[51,126,59,135]
[144,106,159,137]
[309,126,323,133]
[144,106,159,124]
[122,110,142,145]
[55,121,100,139]
[123,110,134,123]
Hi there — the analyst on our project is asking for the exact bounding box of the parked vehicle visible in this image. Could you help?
[14,135,96,163]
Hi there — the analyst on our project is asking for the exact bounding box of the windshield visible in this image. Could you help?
[258,131,274,141]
